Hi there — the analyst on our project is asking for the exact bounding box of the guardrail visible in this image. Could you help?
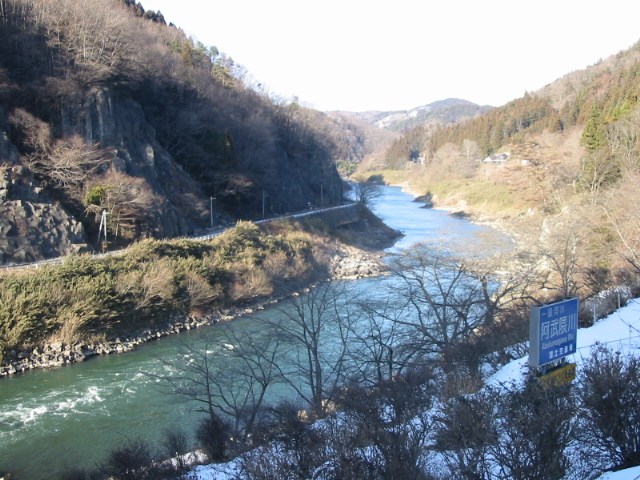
[2,203,358,271]
[575,334,640,359]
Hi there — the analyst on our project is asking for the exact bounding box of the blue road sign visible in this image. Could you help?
[529,297,579,367]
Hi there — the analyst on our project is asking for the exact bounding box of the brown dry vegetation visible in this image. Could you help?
[357,38,640,306]
[0,220,335,357]
[0,0,356,254]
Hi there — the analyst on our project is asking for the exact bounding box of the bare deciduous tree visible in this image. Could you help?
[348,296,421,384]
[43,135,110,188]
[535,216,585,299]
[85,171,156,241]
[462,138,481,162]
[32,0,141,85]
[434,389,497,480]
[267,282,356,417]
[578,346,640,472]
[149,327,285,443]
[9,108,51,156]
[489,381,576,480]
[350,181,383,207]
[383,243,502,367]
[335,379,435,480]
[578,149,620,204]
[605,106,640,174]
[601,173,640,274]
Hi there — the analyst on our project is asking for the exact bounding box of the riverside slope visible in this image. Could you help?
[0,209,402,377]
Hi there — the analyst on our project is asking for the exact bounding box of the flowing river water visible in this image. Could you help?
[0,186,501,479]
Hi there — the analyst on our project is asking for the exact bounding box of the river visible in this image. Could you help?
[0,186,501,479]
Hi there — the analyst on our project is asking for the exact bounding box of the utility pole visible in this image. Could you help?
[262,190,266,219]
[210,196,215,229]
[98,210,109,251]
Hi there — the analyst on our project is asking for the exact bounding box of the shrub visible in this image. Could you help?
[0,220,328,351]
[434,389,497,480]
[489,381,576,480]
[578,347,640,471]
[99,438,156,480]
[84,185,106,206]
[161,427,190,474]
[229,261,273,301]
[196,414,231,462]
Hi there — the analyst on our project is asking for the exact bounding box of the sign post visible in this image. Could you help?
[529,297,579,368]
[529,297,579,386]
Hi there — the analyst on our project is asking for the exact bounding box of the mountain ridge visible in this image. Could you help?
[335,98,493,133]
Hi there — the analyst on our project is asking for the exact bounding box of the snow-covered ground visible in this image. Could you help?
[487,298,640,480]
[190,298,640,480]
[598,465,640,480]
[489,298,640,388]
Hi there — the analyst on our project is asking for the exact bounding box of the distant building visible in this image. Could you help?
[483,152,510,164]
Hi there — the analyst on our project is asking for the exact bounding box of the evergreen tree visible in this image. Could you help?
[582,104,607,152]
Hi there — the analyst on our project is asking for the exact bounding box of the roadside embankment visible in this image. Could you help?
[0,205,401,377]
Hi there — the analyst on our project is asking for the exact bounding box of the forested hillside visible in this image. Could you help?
[0,0,364,264]
[379,43,640,166]
[355,98,492,170]
[361,39,640,307]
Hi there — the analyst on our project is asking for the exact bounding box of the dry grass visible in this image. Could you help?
[0,221,325,353]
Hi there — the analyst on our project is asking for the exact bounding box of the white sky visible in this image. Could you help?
[139,0,640,112]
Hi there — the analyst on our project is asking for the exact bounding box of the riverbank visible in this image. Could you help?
[394,181,519,240]
[0,186,504,480]
[0,220,401,377]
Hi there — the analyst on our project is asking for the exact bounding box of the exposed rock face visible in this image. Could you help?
[2,110,90,264]
[0,198,89,264]
[0,0,349,266]
[0,88,208,264]
[58,87,204,238]
[0,161,90,264]
[330,247,387,279]
[0,315,218,376]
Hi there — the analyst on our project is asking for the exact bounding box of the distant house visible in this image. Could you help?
[484,152,510,164]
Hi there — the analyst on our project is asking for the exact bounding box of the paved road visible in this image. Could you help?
[2,204,356,271]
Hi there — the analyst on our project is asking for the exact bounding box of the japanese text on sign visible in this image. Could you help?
[529,298,579,367]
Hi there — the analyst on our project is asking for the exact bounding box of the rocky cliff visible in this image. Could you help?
[0,87,207,264]
[0,107,87,263]
[58,86,205,237]
[0,0,347,265]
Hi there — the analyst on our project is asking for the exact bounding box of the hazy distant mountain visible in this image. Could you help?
[340,99,493,133]
[324,111,400,165]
